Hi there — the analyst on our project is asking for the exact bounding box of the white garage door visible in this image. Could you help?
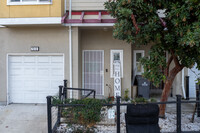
[188,64,199,98]
[8,55,64,103]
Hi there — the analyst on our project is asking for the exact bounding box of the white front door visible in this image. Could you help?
[188,64,199,98]
[83,50,104,95]
[8,55,64,103]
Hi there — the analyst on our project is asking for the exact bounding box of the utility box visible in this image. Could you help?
[135,75,150,99]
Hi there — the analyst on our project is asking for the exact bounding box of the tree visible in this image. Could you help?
[105,0,200,117]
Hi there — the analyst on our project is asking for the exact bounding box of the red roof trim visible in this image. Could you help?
[62,11,116,24]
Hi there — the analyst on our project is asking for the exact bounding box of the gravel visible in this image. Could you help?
[57,112,200,133]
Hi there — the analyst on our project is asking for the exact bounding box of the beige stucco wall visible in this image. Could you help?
[81,29,132,98]
[0,0,64,18]
[0,27,69,103]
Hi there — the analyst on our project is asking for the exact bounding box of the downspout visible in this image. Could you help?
[69,26,73,98]
[69,0,73,98]
[64,0,67,12]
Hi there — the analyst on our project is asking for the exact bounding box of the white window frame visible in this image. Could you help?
[133,50,144,75]
[7,0,52,5]
[110,50,123,78]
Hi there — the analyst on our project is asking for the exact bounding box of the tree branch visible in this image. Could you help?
[170,49,181,67]
[131,14,140,34]
[164,55,173,77]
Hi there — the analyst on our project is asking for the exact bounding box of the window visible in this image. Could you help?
[8,0,52,5]
[110,50,123,78]
[134,50,144,75]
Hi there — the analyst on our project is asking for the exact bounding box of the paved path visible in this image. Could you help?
[0,104,47,133]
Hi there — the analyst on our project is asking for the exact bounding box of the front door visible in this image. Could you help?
[82,50,104,95]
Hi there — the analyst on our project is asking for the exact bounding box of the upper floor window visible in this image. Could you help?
[8,0,52,5]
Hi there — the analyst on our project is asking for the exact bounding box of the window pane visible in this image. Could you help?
[114,53,120,61]
[136,63,142,72]
[136,53,142,62]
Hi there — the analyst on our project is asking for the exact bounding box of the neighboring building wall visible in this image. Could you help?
[0,0,64,18]
[0,27,69,103]
[81,29,132,98]
[66,0,107,10]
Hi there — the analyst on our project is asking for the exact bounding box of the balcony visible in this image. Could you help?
[66,0,107,11]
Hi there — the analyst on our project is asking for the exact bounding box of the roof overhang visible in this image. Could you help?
[62,11,116,25]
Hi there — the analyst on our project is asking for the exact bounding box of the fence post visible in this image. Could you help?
[59,86,63,100]
[197,85,200,117]
[93,91,96,99]
[116,96,121,133]
[64,80,68,99]
[176,95,182,133]
[47,96,52,133]
[186,76,190,100]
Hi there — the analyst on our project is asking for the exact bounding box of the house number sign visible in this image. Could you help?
[114,60,121,97]
[31,46,39,51]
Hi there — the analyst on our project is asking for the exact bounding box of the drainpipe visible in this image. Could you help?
[69,25,73,98]
[68,0,73,98]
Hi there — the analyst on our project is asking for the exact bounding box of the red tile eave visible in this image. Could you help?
[62,11,116,24]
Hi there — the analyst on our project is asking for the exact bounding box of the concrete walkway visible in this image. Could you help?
[0,104,47,133]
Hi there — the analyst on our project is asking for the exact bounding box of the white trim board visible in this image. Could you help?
[0,17,61,26]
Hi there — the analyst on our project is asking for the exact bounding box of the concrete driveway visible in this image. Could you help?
[0,104,47,133]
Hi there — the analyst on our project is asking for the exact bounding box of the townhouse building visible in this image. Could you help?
[0,0,197,104]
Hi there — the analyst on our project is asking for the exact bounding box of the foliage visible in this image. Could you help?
[132,97,147,104]
[52,98,106,132]
[131,97,157,104]
[123,88,130,101]
[105,0,200,87]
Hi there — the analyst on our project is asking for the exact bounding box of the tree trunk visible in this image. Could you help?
[159,65,183,117]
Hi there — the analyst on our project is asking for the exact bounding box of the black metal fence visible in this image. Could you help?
[47,95,200,133]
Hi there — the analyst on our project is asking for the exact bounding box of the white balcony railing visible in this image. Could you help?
[66,0,107,11]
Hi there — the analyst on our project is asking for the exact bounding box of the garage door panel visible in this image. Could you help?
[24,80,36,89]
[11,93,24,103]
[9,55,64,103]
[9,80,24,88]
[51,68,63,76]
[51,80,63,88]
[38,68,50,76]
[38,80,50,88]
[9,56,22,63]
[24,56,36,62]
[51,56,63,63]
[38,56,50,63]
[24,68,36,75]
[9,68,23,76]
